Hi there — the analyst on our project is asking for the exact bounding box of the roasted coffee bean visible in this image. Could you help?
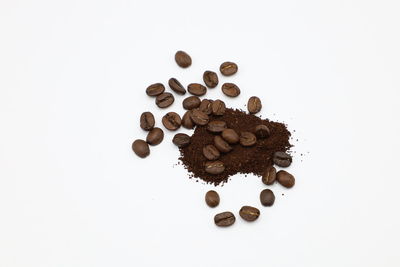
[172,133,191,148]
[155,92,174,108]
[247,96,262,114]
[260,189,275,206]
[220,61,238,76]
[239,132,257,146]
[199,99,213,115]
[181,111,194,129]
[146,83,165,96]
[214,211,235,227]
[214,135,232,153]
[222,83,240,97]
[190,109,209,125]
[175,50,192,68]
[188,83,207,96]
[207,121,227,133]
[203,71,219,88]
[276,170,295,188]
[132,139,150,158]
[255,125,270,139]
[273,151,292,167]
[239,206,260,222]
[162,112,181,131]
[168,78,186,95]
[211,99,226,116]
[221,129,239,144]
[203,145,220,160]
[140,112,155,131]
[262,166,276,185]
[146,127,164,146]
[205,161,225,174]
[182,96,201,110]
[205,190,220,207]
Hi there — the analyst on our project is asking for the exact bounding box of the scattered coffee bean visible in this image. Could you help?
[207,121,227,133]
[188,83,207,96]
[203,144,220,160]
[211,99,226,116]
[175,50,192,68]
[172,133,191,148]
[247,96,262,114]
[255,125,270,139]
[162,112,181,131]
[146,127,164,146]
[199,99,213,115]
[132,139,150,158]
[220,61,238,76]
[205,161,225,174]
[146,83,165,96]
[140,112,155,131]
[214,211,235,227]
[239,132,257,146]
[182,96,201,110]
[214,135,232,153]
[155,92,174,108]
[239,206,260,222]
[260,189,275,206]
[221,129,239,144]
[190,109,209,125]
[276,170,295,188]
[181,111,194,129]
[168,78,186,95]
[222,83,240,97]
[262,166,276,185]
[205,190,220,207]
[273,151,292,167]
[203,71,219,88]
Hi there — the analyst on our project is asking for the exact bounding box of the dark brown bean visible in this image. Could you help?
[239,132,257,146]
[220,61,238,76]
[260,189,275,206]
[214,135,232,153]
[146,83,165,96]
[255,125,270,139]
[276,170,295,188]
[273,151,292,167]
[175,50,192,68]
[222,83,240,97]
[182,96,201,110]
[205,190,220,207]
[262,166,276,185]
[146,127,164,146]
[203,145,220,160]
[221,129,239,144]
[132,139,150,158]
[162,112,181,131]
[172,133,191,148]
[205,161,225,174]
[155,92,174,108]
[239,206,260,222]
[190,109,209,126]
[188,83,207,96]
[207,121,227,133]
[247,96,262,114]
[199,99,213,115]
[203,71,219,88]
[140,112,155,131]
[168,78,186,95]
[181,111,194,129]
[214,212,235,227]
[211,99,226,116]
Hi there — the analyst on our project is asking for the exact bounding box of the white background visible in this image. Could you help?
[1,0,400,266]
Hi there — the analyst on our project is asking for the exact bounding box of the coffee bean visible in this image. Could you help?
[175,50,192,68]
[276,170,295,188]
[188,83,207,96]
[260,189,275,206]
[214,135,232,153]
[203,145,220,160]
[155,92,174,108]
[205,161,225,174]
[205,190,220,207]
[247,96,262,114]
[214,211,235,227]
[146,127,164,146]
[182,96,201,110]
[221,129,239,144]
[199,99,213,115]
[239,132,257,146]
[273,151,292,167]
[211,99,226,116]
[140,112,155,131]
[146,83,165,96]
[132,139,150,158]
[168,78,186,95]
[262,166,276,185]
[222,83,240,97]
[207,121,227,133]
[220,61,238,76]
[162,112,181,131]
[239,206,260,222]
[172,133,191,148]
[181,111,194,129]
[190,109,209,126]
[203,71,219,88]
[255,125,270,139]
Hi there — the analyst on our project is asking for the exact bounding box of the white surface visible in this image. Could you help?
[1,0,400,266]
